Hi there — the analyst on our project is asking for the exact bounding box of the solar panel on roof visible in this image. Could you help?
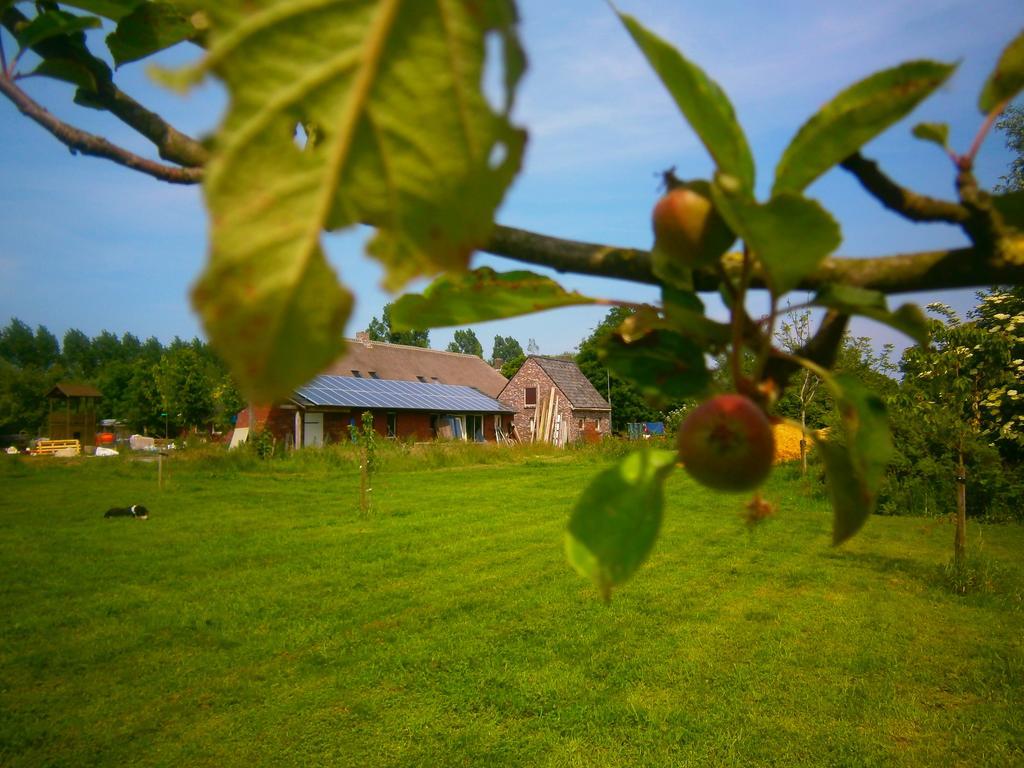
[293,375,515,413]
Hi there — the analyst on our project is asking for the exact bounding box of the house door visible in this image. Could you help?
[303,412,323,447]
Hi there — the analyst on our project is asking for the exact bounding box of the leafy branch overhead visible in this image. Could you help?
[2,2,1024,597]
[174,0,527,401]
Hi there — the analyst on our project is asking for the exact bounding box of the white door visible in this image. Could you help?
[303,412,324,447]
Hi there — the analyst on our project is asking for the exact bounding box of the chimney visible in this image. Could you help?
[493,357,504,370]
[355,331,371,346]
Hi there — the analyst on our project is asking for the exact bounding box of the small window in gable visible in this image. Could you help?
[525,386,537,406]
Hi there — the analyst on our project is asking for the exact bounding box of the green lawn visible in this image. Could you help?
[1,450,1022,767]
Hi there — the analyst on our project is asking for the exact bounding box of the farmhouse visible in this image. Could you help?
[498,357,611,445]
[234,335,515,447]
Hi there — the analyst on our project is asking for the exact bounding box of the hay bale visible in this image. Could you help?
[774,423,809,463]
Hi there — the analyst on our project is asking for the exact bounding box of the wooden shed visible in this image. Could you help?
[46,382,102,441]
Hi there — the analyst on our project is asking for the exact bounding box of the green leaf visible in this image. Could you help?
[814,374,893,545]
[992,190,1024,230]
[16,9,102,50]
[27,58,98,91]
[911,122,950,150]
[107,3,200,66]
[566,449,677,601]
[389,268,595,331]
[661,287,732,347]
[600,328,711,405]
[773,60,956,195]
[812,284,929,346]
[616,11,754,192]
[711,189,841,296]
[56,0,144,22]
[979,30,1024,113]
[179,1,525,401]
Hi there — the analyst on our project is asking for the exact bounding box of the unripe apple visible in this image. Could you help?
[676,394,775,492]
[651,182,734,269]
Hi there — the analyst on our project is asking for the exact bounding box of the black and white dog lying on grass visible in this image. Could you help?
[104,504,149,520]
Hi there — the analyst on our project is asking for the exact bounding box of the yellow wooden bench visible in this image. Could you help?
[29,439,81,456]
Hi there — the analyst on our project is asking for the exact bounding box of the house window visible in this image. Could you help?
[369,371,380,379]
[351,370,363,378]
[525,386,537,406]
[467,414,484,442]
[386,412,397,438]
[416,375,428,383]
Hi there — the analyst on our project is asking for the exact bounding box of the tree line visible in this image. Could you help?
[0,319,244,439]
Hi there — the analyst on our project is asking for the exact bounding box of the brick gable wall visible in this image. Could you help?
[499,359,610,444]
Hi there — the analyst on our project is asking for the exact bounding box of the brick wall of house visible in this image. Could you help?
[264,407,299,446]
[256,407,512,445]
[567,409,612,442]
[498,359,610,444]
[498,359,576,444]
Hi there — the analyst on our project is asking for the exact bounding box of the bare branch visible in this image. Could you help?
[483,224,1024,294]
[840,152,969,223]
[0,75,203,185]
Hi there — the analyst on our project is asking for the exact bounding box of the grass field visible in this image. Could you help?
[1,447,1022,767]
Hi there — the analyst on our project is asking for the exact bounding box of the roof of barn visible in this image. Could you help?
[509,357,611,410]
[322,337,508,397]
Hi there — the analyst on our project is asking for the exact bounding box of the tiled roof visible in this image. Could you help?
[532,357,610,410]
[322,338,508,397]
[47,382,102,399]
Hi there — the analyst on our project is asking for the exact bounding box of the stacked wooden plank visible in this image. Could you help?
[532,389,560,445]
[29,439,81,456]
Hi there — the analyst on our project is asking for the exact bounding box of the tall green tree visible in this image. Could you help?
[491,335,524,365]
[889,298,1023,560]
[367,304,429,348]
[0,319,58,369]
[995,104,1024,192]
[158,346,216,434]
[61,329,95,378]
[500,354,526,379]
[447,328,483,357]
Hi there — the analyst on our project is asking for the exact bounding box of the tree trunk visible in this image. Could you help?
[954,443,967,565]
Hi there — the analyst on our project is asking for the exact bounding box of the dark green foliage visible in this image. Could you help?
[0,318,244,437]
[878,293,1024,520]
[995,104,1024,192]
[366,303,429,348]
[499,353,526,379]
[248,427,275,459]
[491,334,523,365]
[446,328,484,358]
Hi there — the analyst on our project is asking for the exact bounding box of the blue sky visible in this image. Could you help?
[1,0,1022,361]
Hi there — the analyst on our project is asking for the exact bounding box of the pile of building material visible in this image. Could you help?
[532,390,563,447]
[29,439,80,456]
